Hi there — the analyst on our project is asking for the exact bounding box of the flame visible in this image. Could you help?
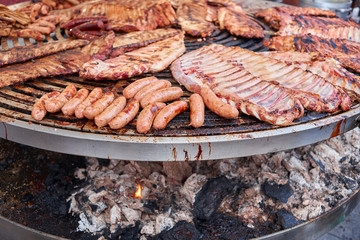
[134,183,143,199]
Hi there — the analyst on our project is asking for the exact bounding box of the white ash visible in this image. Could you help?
[68,128,360,238]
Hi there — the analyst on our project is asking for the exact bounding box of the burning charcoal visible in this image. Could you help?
[144,199,160,214]
[154,221,201,240]
[22,192,33,203]
[263,180,293,203]
[163,162,192,182]
[111,221,141,240]
[342,176,358,190]
[98,158,110,167]
[195,213,255,240]
[276,209,303,229]
[194,176,234,220]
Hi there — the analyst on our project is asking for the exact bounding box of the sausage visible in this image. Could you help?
[61,88,89,116]
[189,93,205,128]
[32,91,60,121]
[75,88,103,119]
[108,99,140,130]
[30,3,42,22]
[134,80,171,101]
[45,84,77,113]
[200,86,239,119]
[153,101,188,130]
[69,28,99,40]
[136,102,166,133]
[94,95,127,127]
[140,87,183,108]
[63,17,108,30]
[83,91,115,120]
[123,76,158,99]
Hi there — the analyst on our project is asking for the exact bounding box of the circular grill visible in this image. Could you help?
[0,25,359,160]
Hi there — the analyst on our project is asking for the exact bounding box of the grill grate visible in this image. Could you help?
[0,23,357,137]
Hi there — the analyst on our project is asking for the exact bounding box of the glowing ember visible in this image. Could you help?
[134,184,143,199]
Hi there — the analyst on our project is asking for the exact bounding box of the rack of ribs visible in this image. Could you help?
[171,44,304,126]
[259,51,360,101]
[265,35,360,74]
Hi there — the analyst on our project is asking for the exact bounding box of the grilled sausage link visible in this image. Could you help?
[123,76,158,99]
[189,93,205,128]
[136,102,166,133]
[75,88,103,119]
[94,95,127,127]
[200,87,239,119]
[63,17,108,30]
[140,87,183,108]
[153,101,188,130]
[134,80,172,101]
[45,84,77,113]
[109,99,140,130]
[61,88,89,116]
[83,91,115,120]
[32,91,60,121]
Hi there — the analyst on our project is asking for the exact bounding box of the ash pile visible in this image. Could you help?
[69,128,360,240]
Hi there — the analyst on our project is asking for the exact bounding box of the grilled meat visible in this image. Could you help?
[265,35,360,73]
[255,6,337,30]
[210,44,351,112]
[177,0,216,37]
[217,7,264,38]
[80,33,186,80]
[171,44,304,126]
[277,16,360,42]
[60,0,177,32]
[110,28,182,58]
[0,39,88,67]
[0,49,90,88]
[81,31,115,60]
[260,51,360,100]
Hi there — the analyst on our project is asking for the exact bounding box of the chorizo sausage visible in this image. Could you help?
[140,87,183,108]
[189,93,205,128]
[83,91,115,120]
[45,84,77,113]
[32,91,60,121]
[61,88,89,116]
[200,86,239,119]
[123,76,158,99]
[153,101,188,130]
[134,80,171,101]
[136,102,166,133]
[94,95,127,128]
[75,88,103,119]
[108,99,140,130]
[63,17,108,30]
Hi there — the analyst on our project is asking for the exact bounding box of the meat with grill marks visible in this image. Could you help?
[277,16,360,42]
[0,49,91,88]
[176,0,216,37]
[80,33,186,80]
[255,6,337,30]
[0,39,88,67]
[260,51,360,101]
[55,0,177,32]
[265,35,360,73]
[171,44,304,126]
[209,44,351,112]
[110,28,182,58]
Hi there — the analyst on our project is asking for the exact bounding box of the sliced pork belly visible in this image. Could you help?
[80,33,185,80]
[260,51,360,100]
[212,45,351,112]
[171,45,303,126]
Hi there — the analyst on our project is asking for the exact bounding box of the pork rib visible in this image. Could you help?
[0,49,91,88]
[255,6,337,30]
[265,35,360,73]
[171,44,304,126]
[80,33,186,80]
[260,51,360,100]
[210,44,351,112]
[0,39,88,67]
[110,28,182,58]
